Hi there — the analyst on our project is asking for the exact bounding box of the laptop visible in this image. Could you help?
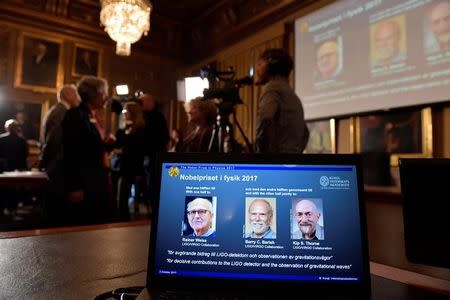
[138,153,370,299]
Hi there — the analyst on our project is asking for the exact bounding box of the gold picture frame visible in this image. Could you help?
[0,98,50,143]
[71,43,102,77]
[355,107,432,166]
[304,118,336,153]
[14,32,64,93]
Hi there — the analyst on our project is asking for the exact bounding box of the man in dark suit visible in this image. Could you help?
[41,84,81,224]
[41,84,81,174]
[62,76,113,224]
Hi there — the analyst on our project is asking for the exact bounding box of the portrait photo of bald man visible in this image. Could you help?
[424,1,450,55]
[244,198,277,239]
[291,198,324,240]
[370,17,407,68]
[183,196,216,237]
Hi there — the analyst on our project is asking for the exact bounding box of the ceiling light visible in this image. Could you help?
[100,0,152,56]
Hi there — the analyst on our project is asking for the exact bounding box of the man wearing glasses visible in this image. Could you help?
[185,197,216,237]
[292,199,324,240]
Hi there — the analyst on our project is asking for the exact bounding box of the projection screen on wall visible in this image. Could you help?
[295,0,450,120]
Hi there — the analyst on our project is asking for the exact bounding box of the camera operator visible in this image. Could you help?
[182,97,217,152]
[254,48,309,153]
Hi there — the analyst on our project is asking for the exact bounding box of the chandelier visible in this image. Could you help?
[100,0,152,56]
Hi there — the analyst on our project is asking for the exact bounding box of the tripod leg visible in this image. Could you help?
[208,125,219,152]
[233,111,254,153]
[218,125,223,153]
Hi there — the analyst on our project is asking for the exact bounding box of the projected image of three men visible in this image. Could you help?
[295,0,450,120]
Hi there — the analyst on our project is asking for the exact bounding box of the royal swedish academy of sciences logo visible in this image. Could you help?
[320,176,329,187]
[168,166,180,177]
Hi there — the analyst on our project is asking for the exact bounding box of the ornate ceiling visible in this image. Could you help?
[0,0,312,62]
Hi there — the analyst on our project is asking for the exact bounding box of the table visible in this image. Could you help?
[0,224,448,299]
[0,171,48,189]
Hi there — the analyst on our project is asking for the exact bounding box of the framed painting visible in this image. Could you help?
[356,107,432,166]
[71,44,102,77]
[14,32,63,93]
[0,99,49,143]
[304,119,336,153]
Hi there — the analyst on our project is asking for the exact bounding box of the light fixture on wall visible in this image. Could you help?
[100,0,152,56]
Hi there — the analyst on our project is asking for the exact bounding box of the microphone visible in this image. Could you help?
[233,76,253,86]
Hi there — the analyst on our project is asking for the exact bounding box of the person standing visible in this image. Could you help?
[62,76,113,224]
[41,84,81,174]
[41,84,81,224]
[139,93,169,156]
[138,93,169,213]
[114,102,146,220]
[254,48,309,153]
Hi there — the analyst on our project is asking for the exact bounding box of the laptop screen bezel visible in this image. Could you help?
[147,153,370,297]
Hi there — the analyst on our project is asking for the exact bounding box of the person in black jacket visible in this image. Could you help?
[254,48,309,153]
[41,84,81,225]
[139,93,169,156]
[114,102,146,220]
[139,93,169,212]
[62,76,113,224]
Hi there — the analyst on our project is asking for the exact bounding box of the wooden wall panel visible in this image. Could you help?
[0,26,11,85]
[443,107,450,157]
[0,20,183,168]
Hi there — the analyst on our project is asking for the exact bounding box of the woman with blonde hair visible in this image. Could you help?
[114,102,146,220]
[181,97,217,152]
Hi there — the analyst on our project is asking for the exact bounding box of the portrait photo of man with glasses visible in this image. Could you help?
[183,197,216,237]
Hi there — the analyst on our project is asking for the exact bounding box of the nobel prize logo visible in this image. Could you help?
[168,166,180,177]
[320,176,330,187]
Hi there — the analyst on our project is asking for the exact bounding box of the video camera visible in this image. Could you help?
[199,66,253,108]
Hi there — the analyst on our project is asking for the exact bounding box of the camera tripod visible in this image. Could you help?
[207,102,253,153]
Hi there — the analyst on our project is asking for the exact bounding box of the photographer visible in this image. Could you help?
[254,48,309,153]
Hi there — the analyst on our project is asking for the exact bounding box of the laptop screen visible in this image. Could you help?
[150,154,367,287]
